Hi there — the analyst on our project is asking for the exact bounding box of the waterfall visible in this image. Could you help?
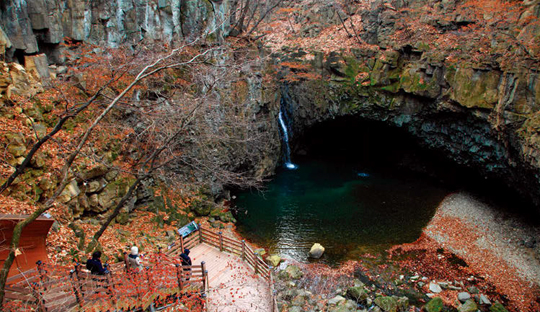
[278,110,297,170]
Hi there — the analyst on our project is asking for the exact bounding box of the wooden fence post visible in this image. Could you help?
[105,266,116,304]
[175,264,184,292]
[204,269,209,292]
[123,252,129,272]
[241,240,246,260]
[218,232,224,252]
[70,264,84,307]
[31,282,47,312]
[254,256,259,275]
[201,261,207,292]
[198,224,203,244]
[36,260,47,290]
[180,235,185,252]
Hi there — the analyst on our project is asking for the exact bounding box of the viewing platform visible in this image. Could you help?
[3,226,276,312]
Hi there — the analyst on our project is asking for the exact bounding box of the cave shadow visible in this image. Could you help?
[294,116,540,226]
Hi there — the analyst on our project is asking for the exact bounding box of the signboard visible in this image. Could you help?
[177,221,199,238]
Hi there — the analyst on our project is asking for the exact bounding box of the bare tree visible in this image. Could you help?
[0,40,218,307]
[229,0,288,36]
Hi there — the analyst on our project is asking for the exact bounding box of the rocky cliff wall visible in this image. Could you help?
[3,0,540,208]
[275,46,540,208]
[1,0,232,63]
[260,0,540,208]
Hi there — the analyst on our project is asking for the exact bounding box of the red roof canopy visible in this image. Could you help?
[0,214,55,279]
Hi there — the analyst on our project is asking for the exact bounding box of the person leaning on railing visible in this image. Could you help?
[86,251,110,275]
[179,248,192,280]
[128,246,144,272]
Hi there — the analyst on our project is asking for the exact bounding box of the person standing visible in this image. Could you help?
[128,246,143,272]
[179,248,192,280]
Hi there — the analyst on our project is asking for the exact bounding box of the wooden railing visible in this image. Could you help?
[169,225,278,311]
[4,253,207,312]
[4,225,278,312]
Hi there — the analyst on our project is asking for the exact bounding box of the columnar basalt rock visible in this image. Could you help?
[0,0,233,62]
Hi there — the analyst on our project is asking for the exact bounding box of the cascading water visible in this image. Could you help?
[278,110,297,170]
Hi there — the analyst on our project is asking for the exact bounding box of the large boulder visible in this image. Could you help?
[267,254,281,267]
[457,292,471,303]
[24,54,50,82]
[80,165,109,181]
[0,26,11,55]
[458,299,478,312]
[309,243,325,258]
[328,295,347,306]
[346,286,368,301]
[489,302,508,312]
[429,282,443,293]
[374,296,398,312]
[58,180,80,203]
[329,299,357,312]
[89,194,99,207]
[424,297,443,312]
[8,144,26,157]
[86,179,106,193]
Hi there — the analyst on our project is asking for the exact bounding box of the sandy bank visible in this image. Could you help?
[424,192,540,311]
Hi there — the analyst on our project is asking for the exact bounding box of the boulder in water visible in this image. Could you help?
[309,243,325,258]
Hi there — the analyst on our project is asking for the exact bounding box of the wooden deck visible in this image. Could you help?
[190,243,271,312]
[4,226,276,312]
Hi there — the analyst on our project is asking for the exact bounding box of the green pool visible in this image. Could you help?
[234,157,449,264]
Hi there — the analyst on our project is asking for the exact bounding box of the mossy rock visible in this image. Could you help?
[190,198,214,216]
[424,297,443,312]
[8,144,26,157]
[346,286,368,302]
[489,302,508,312]
[25,105,44,121]
[397,296,409,311]
[80,165,109,181]
[30,152,46,168]
[400,64,441,98]
[4,133,25,145]
[414,42,431,52]
[458,300,477,312]
[267,254,281,267]
[446,67,500,109]
[209,208,236,223]
[374,296,398,312]
[284,265,304,280]
[147,196,166,212]
[382,50,400,68]
[32,123,47,138]
[116,212,130,225]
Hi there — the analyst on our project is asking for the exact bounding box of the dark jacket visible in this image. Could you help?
[180,249,192,267]
[86,258,107,275]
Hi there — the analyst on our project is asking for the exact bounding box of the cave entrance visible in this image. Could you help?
[234,116,539,264]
